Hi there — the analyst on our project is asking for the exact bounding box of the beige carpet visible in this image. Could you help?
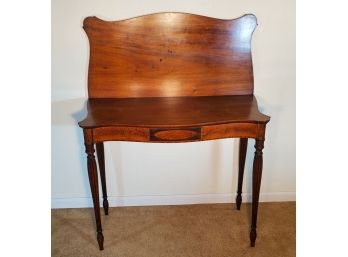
[52,202,295,257]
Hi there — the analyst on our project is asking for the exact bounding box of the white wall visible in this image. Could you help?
[52,0,295,208]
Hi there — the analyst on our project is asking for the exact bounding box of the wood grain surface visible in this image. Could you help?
[83,13,257,98]
[79,95,269,128]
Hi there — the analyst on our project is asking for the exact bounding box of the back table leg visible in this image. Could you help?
[85,143,104,250]
[250,139,264,247]
[96,142,109,215]
[236,138,248,210]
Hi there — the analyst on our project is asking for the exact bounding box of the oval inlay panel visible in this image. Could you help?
[154,130,198,141]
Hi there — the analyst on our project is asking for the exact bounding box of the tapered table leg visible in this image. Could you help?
[250,139,264,247]
[236,138,248,210]
[96,142,109,215]
[85,143,104,250]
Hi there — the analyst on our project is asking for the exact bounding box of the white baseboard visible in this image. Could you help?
[51,192,295,209]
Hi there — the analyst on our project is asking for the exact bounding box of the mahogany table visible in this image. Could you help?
[78,13,270,250]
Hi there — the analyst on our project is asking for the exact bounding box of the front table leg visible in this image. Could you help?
[85,143,104,250]
[250,139,264,247]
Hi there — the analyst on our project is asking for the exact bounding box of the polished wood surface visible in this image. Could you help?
[250,139,264,247]
[79,95,269,128]
[79,95,269,143]
[83,13,257,98]
[84,130,104,250]
[78,12,270,250]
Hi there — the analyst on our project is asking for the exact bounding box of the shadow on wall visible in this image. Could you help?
[52,98,126,202]
[71,98,90,195]
[52,98,90,199]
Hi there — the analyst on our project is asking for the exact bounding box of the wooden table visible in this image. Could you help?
[78,13,270,250]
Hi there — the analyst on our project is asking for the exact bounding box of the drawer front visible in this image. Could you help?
[93,126,149,142]
[150,127,201,142]
[201,122,259,140]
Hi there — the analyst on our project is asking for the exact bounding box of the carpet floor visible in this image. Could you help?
[52,202,295,257]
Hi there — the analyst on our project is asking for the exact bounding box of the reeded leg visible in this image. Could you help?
[250,139,264,247]
[85,143,104,250]
[236,138,248,210]
[96,142,109,215]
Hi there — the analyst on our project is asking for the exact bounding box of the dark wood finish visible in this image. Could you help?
[79,95,269,129]
[236,138,248,210]
[83,13,257,98]
[84,130,104,250]
[96,142,109,215]
[78,12,270,250]
[250,139,264,247]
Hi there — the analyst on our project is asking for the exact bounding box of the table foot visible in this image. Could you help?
[97,231,104,250]
[250,227,257,247]
[103,198,109,215]
[236,194,242,210]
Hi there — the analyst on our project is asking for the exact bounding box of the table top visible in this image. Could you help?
[78,95,270,129]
